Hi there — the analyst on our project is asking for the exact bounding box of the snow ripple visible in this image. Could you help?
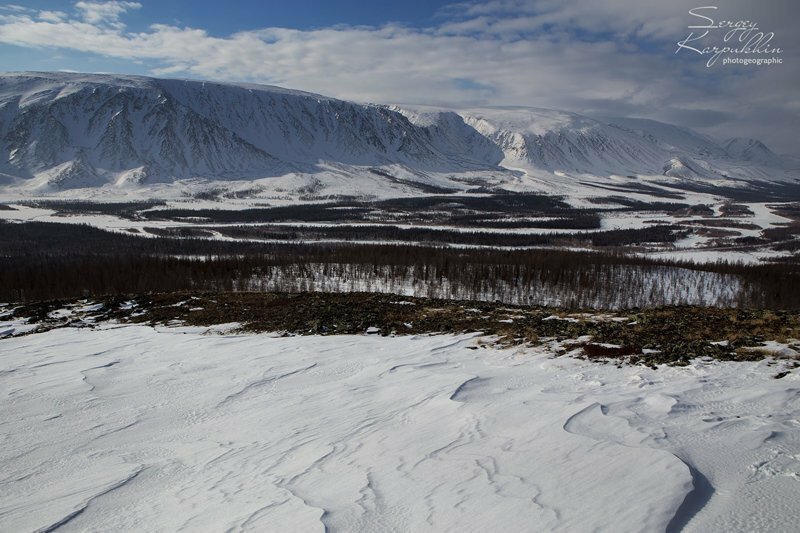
[0,326,798,531]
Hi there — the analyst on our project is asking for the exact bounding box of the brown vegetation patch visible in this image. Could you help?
[581,343,640,358]
[6,292,799,367]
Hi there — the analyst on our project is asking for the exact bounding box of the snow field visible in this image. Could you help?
[1,325,798,532]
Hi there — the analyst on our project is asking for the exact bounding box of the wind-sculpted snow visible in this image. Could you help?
[1,326,798,531]
[0,72,794,197]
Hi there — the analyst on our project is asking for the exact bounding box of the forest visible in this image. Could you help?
[1,221,797,308]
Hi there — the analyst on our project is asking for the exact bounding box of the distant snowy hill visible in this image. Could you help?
[0,72,794,197]
[723,137,785,167]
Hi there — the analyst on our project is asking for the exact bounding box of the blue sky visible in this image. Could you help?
[0,1,797,153]
[3,1,458,40]
[0,0,457,74]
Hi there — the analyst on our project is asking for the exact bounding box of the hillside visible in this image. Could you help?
[0,72,795,198]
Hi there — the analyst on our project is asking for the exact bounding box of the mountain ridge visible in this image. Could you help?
[0,71,795,198]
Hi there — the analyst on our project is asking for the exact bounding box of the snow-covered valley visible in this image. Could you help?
[1,324,799,532]
[1,68,798,533]
[1,71,798,272]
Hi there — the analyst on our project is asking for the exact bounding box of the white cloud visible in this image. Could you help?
[0,0,796,153]
[0,4,31,13]
[74,1,140,25]
[37,10,68,23]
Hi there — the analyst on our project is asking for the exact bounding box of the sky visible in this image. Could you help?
[0,0,797,154]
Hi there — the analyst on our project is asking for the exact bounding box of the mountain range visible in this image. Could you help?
[0,71,795,198]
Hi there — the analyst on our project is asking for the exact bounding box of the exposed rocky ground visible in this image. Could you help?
[4,292,799,368]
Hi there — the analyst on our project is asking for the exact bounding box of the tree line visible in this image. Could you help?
[1,221,797,308]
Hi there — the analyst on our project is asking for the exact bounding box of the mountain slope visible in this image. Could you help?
[0,72,498,191]
[0,71,793,197]
[456,107,668,176]
[723,137,785,167]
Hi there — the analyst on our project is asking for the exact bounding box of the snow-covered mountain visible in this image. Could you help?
[0,72,496,191]
[723,137,785,167]
[0,71,794,197]
[456,107,667,176]
[434,108,793,181]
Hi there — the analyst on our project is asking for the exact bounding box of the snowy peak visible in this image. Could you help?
[723,137,784,167]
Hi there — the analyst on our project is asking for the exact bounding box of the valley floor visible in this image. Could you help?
[1,324,799,532]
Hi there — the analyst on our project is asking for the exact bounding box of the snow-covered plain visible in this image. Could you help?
[1,325,798,532]
[0,199,796,266]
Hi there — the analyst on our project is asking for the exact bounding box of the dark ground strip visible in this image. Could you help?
[6,292,800,368]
